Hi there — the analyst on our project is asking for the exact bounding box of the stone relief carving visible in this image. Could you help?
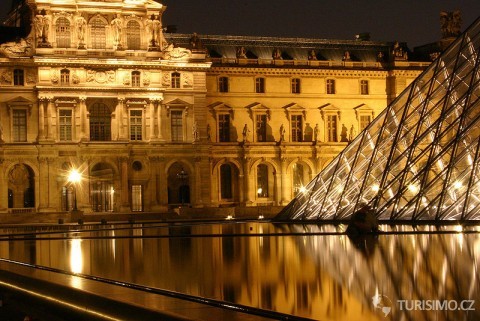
[143,71,150,86]
[50,69,59,84]
[123,74,131,85]
[0,38,33,57]
[440,10,462,38]
[71,72,80,85]
[86,70,116,83]
[161,73,170,87]
[0,70,12,84]
[162,44,192,60]
[183,73,193,87]
[26,70,37,84]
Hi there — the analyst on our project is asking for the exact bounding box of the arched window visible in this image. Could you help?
[56,17,71,48]
[60,69,70,85]
[171,72,181,88]
[89,102,111,141]
[126,20,141,50]
[292,163,304,196]
[90,17,106,49]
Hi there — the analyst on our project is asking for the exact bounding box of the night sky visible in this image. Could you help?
[1,0,480,48]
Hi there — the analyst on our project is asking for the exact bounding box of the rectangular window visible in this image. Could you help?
[327,79,336,94]
[256,114,267,142]
[12,109,27,142]
[291,78,301,94]
[218,114,230,142]
[219,77,229,93]
[59,109,72,141]
[131,185,143,212]
[257,164,269,198]
[291,115,303,142]
[327,115,338,142]
[129,110,143,141]
[171,110,183,141]
[171,72,181,88]
[361,80,369,95]
[255,77,265,93]
[360,115,372,131]
[60,70,70,85]
[13,69,24,86]
[132,71,141,87]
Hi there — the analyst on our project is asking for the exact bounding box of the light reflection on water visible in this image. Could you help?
[0,222,479,321]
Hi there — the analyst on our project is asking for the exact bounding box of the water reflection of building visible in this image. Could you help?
[0,0,432,217]
[0,224,477,320]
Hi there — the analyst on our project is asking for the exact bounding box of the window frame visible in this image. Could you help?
[55,16,71,48]
[13,69,24,86]
[129,109,143,141]
[326,78,336,95]
[131,71,141,87]
[171,72,181,89]
[60,69,70,86]
[291,78,301,94]
[360,79,369,95]
[11,108,28,142]
[126,20,141,50]
[58,108,74,141]
[255,77,265,93]
[218,76,229,93]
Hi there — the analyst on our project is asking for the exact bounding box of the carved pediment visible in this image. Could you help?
[246,102,270,120]
[318,103,341,121]
[354,103,375,120]
[283,103,306,119]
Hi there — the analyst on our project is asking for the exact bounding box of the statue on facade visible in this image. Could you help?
[146,15,163,50]
[349,125,356,141]
[111,14,124,50]
[75,14,87,49]
[308,49,317,61]
[189,33,203,50]
[279,124,286,142]
[392,41,408,61]
[272,48,282,60]
[193,121,199,142]
[343,51,351,61]
[0,38,33,57]
[242,124,250,143]
[236,46,247,59]
[440,10,462,39]
[314,123,319,142]
[340,124,348,142]
[206,124,211,142]
[35,9,51,47]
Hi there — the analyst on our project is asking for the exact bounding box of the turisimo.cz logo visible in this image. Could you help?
[372,291,476,318]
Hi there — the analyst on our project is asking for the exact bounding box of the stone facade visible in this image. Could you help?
[0,0,430,216]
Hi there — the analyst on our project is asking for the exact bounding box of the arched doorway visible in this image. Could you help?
[167,162,190,206]
[90,162,115,212]
[8,164,35,209]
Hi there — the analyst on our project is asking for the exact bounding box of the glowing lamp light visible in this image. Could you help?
[299,186,307,194]
[372,184,380,192]
[453,181,463,189]
[226,215,234,220]
[408,184,419,193]
[68,169,81,183]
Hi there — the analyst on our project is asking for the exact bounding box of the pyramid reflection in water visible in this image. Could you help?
[279,18,480,221]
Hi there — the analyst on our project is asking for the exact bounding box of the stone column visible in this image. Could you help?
[243,157,254,205]
[120,157,130,211]
[280,158,289,205]
[38,98,46,140]
[46,98,54,140]
[38,157,49,211]
[156,100,164,140]
[78,96,87,141]
[47,158,57,209]
[0,159,7,212]
[116,98,126,140]
[275,172,282,206]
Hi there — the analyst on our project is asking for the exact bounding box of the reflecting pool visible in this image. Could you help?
[0,222,478,321]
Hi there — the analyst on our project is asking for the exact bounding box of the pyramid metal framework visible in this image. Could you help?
[279,17,480,221]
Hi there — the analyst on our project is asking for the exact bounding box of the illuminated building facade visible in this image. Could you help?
[279,16,480,221]
[0,0,430,216]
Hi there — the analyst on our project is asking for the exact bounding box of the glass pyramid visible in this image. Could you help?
[279,17,480,221]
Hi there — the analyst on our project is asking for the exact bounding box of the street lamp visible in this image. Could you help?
[68,169,81,211]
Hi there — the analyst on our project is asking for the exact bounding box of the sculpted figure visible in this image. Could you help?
[111,14,123,47]
[75,15,87,44]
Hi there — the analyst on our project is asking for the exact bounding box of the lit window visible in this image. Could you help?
[219,76,229,92]
[131,185,143,211]
[56,17,71,48]
[255,77,265,93]
[90,17,106,49]
[291,115,303,142]
[256,114,267,142]
[257,164,269,198]
[326,114,338,142]
[218,114,230,142]
[13,69,24,86]
[60,69,70,85]
[326,79,336,94]
[171,72,181,88]
[170,110,183,142]
[12,109,27,142]
[291,78,301,94]
[59,109,72,141]
[361,80,369,95]
[131,71,141,87]
[292,163,304,196]
[126,20,141,50]
[129,110,142,141]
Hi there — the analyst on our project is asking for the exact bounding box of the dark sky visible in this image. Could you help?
[1,0,480,48]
